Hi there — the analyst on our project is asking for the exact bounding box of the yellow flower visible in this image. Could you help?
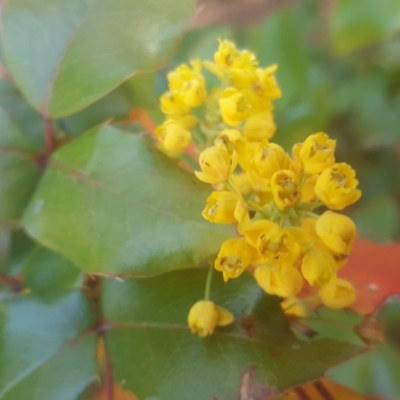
[233,197,250,234]
[249,141,295,191]
[254,265,303,297]
[160,91,189,116]
[253,141,289,175]
[315,163,362,210]
[244,111,276,142]
[316,211,356,256]
[301,174,318,203]
[215,238,256,281]
[242,219,275,248]
[167,60,206,108]
[281,297,308,317]
[195,146,236,184]
[155,121,191,153]
[233,139,258,171]
[301,250,336,286]
[205,40,258,85]
[301,218,347,269]
[295,132,336,174]
[271,169,300,210]
[202,191,239,224]
[257,225,301,267]
[214,129,241,154]
[230,172,253,196]
[219,88,251,126]
[188,300,234,337]
[319,279,356,309]
[215,40,257,70]
[252,65,282,101]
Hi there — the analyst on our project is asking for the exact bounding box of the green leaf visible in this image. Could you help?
[0,80,45,150]
[0,231,35,276]
[351,196,400,243]
[23,246,82,295]
[328,344,400,399]
[0,291,96,399]
[331,0,400,55]
[59,85,131,137]
[102,268,366,398]
[23,126,233,275]
[1,0,195,118]
[0,107,42,224]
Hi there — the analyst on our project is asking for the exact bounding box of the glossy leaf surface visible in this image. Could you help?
[1,0,195,117]
[102,268,365,398]
[23,126,233,274]
[0,291,96,400]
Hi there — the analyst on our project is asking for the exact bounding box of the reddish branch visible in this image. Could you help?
[102,334,114,400]
[44,117,54,157]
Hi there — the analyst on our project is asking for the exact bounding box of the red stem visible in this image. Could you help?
[103,336,114,400]
[44,117,54,157]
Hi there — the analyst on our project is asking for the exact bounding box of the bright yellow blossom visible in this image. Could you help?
[233,198,250,233]
[205,39,258,86]
[195,146,236,184]
[230,172,253,196]
[249,141,296,191]
[219,88,251,126]
[301,250,336,286]
[214,129,241,154]
[315,163,362,210]
[319,279,356,309]
[301,218,347,269]
[156,39,361,315]
[271,169,300,210]
[215,238,256,281]
[316,211,356,256]
[233,139,258,171]
[301,174,318,203]
[188,300,234,337]
[254,265,303,297]
[257,226,301,267]
[252,65,282,101]
[160,91,189,116]
[167,60,206,108]
[243,219,276,248]
[202,191,239,224]
[244,111,276,142]
[155,121,191,153]
[253,141,290,175]
[295,132,336,174]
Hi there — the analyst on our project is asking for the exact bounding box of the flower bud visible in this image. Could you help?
[202,191,239,224]
[316,211,356,255]
[155,121,191,153]
[301,251,336,286]
[195,146,236,184]
[319,279,356,309]
[244,112,276,142]
[254,265,303,297]
[188,300,234,337]
[219,88,251,126]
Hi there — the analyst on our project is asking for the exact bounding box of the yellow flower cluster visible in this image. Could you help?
[157,40,361,336]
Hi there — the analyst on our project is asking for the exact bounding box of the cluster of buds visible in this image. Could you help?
[156,40,361,337]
